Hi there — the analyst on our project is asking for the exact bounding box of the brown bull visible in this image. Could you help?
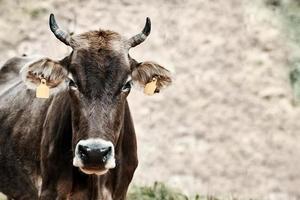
[0,14,171,200]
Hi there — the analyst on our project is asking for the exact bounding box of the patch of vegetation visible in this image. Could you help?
[264,0,282,7]
[289,61,300,101]
[29,8,46,18]
[280,0,300,102]
[22,6,47,19]
[128,182,215,200]
[263,0,300,102]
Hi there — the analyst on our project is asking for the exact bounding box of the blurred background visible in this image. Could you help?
[0,0,300,199]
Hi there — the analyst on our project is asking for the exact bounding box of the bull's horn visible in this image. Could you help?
[127,17,151,48]
[49,13,71,46]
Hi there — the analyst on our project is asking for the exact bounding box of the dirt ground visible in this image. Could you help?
[0,0,299,199]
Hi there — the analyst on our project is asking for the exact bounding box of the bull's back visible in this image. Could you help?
[0,56,29,95]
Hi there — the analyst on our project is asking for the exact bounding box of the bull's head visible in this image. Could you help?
[20,14,171,175]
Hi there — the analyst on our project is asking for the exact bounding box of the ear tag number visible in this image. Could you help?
[36,79,50,99]
[144,77,157,96]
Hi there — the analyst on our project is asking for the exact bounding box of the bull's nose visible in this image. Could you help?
[73,138,116,171]
[78,144,112,163]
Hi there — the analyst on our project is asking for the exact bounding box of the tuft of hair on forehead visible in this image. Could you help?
[70,30,123,50]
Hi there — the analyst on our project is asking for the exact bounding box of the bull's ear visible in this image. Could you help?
[20,58,68,93]
[132,61,172,93]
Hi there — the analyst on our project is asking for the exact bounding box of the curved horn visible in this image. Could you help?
[49,13,71,46]
[128,17,151,48]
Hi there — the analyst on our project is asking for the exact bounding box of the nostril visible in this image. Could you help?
[100,146,112,157]
[78,145,88,158]
[99,146,112,163]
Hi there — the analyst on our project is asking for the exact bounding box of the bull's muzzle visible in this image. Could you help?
[73,138,116,175]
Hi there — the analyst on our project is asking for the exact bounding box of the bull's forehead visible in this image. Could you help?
[68,30,131,96]
[71,30,127,53]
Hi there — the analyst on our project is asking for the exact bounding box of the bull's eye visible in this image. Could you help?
[69,79,78,90]
[121,80,132,93]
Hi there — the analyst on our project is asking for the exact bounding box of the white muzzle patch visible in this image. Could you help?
[73,138,116,174]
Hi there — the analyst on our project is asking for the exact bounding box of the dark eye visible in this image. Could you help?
[122,80,132,92]
[69,79,78,90]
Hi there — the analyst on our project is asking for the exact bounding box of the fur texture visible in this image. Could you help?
[132,61,172,91]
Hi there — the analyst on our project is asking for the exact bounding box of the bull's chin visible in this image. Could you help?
[79,167,109,176]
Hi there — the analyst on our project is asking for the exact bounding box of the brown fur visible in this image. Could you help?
[71,30,122,50]
[25,59,68,88]
[132,61,172,90]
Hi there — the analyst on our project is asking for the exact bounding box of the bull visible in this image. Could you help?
[0,14,171,200]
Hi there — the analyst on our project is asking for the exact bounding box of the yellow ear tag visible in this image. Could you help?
[144,78,157,96]
[36,79,50,99]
